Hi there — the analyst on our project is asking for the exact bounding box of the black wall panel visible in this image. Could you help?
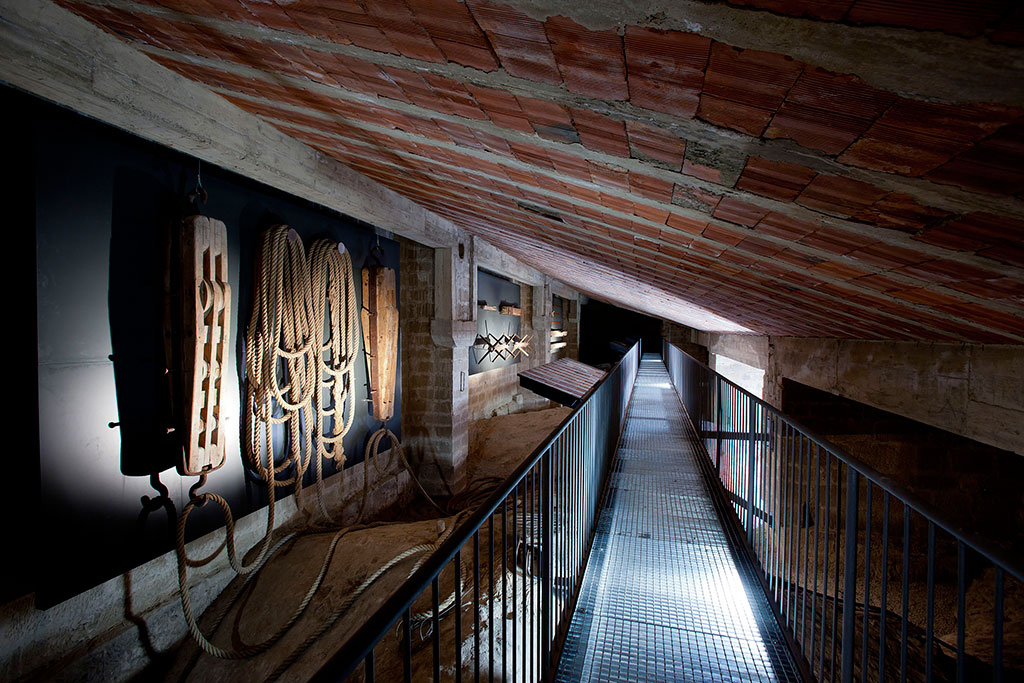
[11,86,401,606]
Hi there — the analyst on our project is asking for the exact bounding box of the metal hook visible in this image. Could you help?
[188,159,208,205]
[188,472,209,505]
[369,232,386,265]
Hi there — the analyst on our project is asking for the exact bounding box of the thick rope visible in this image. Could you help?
[176,226,453,669]
[309,239,359,472]
[264,510,470,682]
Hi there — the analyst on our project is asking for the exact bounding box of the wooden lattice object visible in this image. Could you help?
[472,331,532,363]
[361,266,398,422]
[178,215,230,475]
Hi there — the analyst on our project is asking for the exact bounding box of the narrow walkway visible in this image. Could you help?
[556,355,799,682]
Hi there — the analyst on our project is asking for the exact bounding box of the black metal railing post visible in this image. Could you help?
[747,397,757,542]
[841,467,859,683]
[716,375,723,474]
[309,343,638,683]
[541,447,553,675]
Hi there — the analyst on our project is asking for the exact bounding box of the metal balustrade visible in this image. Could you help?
[313,342,640,682]
[664,340,1022,683]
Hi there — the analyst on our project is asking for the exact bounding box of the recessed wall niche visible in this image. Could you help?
[470,269,523,375]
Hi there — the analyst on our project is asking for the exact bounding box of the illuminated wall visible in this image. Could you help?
[13,86,400,606]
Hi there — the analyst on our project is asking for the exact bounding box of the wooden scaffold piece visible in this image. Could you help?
[361,265,398,422]
[178,215,230,476]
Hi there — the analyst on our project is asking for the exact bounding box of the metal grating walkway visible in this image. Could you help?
[555,355,800,682]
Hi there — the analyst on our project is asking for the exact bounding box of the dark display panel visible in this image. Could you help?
[13,86,400,606]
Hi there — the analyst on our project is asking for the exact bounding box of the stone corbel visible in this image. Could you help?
[430,318,478,348]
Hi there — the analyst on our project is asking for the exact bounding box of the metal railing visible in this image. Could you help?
[313,342,640,682]
[664,340,1022,682]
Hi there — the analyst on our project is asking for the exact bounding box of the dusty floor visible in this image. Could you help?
[466,405,571,484]
[165,406,570,682]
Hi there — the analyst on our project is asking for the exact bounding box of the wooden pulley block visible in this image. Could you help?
[361,265,398,422]
[178,215,231,475]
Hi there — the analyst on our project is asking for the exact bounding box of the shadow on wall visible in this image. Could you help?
[782,376,1024,557]
[110,166,187,478]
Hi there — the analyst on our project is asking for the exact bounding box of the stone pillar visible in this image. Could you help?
[528,279,553,366]
[564,298,580,361]
[399,236,475,497]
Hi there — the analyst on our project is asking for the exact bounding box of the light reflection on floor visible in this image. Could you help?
[556,356,798,682]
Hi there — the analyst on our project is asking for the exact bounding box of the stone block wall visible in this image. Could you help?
[399,239,439,464]
[782,378,1024,544]
[564,299,580,361]
[399,238,466,493]
[688,330,1024,456]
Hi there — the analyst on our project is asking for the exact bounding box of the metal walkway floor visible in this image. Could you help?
[555,355,800,682]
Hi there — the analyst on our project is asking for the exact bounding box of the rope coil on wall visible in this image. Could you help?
[173,225,447,672]
[309,238,359,470]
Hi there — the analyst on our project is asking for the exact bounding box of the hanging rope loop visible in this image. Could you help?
[175,226,450,673]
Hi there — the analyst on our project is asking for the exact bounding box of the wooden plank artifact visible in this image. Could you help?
[178,215,230,475]
[361,265,398,422]
[499,304,521,316]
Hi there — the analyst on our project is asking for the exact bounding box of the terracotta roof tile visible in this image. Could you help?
[736,157,817,201]
[404,0,498,71]
[839,101,1021,176]
[625,121,687,169]
[624,26,710,117]
[699,43,803,136]
[846,0,1006,37]
[713,197,770,227]
[752,212,820,241]
[796,175,887,218]
[465,0,561,83]
[766,66,895,153]
[570,108,630,156]
[925,120,1024,195]
[545,15,628,99]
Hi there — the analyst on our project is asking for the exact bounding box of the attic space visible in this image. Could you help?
[2,0,1023,681]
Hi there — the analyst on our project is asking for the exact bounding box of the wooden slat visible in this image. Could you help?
[362,266,399,422]
[179,215,230,475]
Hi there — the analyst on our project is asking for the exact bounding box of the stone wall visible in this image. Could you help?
[564,299,581,361]
[783,378,1024,549]
[661,320,710,365]
[398,238,440,479]
[467,365,549,420]
[690,331,1024,456]
[399,238,472,494]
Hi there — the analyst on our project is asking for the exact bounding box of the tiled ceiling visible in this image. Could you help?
[57,0,1024,341]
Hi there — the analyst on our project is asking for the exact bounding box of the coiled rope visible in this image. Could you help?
[175,226,448,668]
[309,239,359,472]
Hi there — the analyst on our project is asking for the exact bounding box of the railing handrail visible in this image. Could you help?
[665,340,1024,584]
[312,342,641,681]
